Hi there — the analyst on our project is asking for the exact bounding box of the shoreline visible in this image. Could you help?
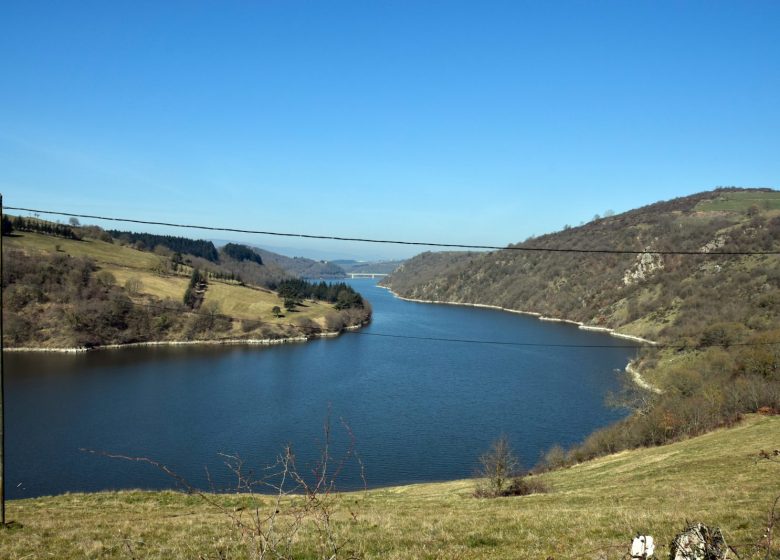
[5,319,370,354]
[379,285,662,393]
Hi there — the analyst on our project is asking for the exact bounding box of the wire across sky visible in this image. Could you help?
[7,205,780,256]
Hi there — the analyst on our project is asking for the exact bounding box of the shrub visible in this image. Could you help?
[504,475,549,496]
[474,436,521,497]
[537,444,567,472]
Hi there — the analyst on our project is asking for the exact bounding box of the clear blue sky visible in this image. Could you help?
[2,1,778,260]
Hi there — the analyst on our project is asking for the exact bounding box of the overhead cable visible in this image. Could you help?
[6,205,780,256]
[114,301,780,351]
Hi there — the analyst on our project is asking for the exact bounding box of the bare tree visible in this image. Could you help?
[475,435,521,497]
[82,417,364,559]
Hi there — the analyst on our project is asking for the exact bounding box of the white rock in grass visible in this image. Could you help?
[631,535,655,558]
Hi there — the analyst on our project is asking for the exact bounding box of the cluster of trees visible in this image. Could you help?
[2,215,79,239]
[2,250,179,347]
[276,279,364,310]
[3,226,373,346]
[183,268,206,309]
[203,269,242,284]
[108,230,219,262]
[222,243,263,265]
[2,251,242,347]
[75,224,115,243]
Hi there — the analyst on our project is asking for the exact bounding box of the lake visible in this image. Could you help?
[5,278,636,498]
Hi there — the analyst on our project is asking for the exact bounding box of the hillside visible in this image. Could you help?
[1,414,778,559]
[2,225,370,349]
[334,259,405,275]
[383,188,780,340]
[382,188,780,457]
[251,246,347,279]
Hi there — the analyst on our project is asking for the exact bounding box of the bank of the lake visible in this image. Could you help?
[4,317,370,354]
[380,285,656,344]
[5,278,637,499]
[381,285,661,393]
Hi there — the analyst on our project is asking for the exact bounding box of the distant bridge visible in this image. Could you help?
[348,273,389,279]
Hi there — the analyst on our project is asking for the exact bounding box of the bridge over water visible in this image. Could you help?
[348,273,389,279]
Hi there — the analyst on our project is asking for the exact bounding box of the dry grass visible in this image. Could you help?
[2,415,778,559]
[694,191,780,212]
[204,282,338,326]
[5,231,162,269]
[107,267,189,301]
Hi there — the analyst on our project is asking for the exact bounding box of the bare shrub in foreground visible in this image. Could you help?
[83,418,364,560]
[474,436,547,498]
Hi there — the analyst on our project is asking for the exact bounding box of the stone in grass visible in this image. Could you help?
[631,535,655,558]
[669,522,730,560]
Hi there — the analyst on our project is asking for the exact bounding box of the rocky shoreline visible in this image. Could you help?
[5,319,370,354]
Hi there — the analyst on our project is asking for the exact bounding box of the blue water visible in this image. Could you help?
[5,279,635,498]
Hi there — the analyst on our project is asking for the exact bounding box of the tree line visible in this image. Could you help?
[108,229,219,262]
[276,279,364,310]
[222,243,263,265]
[3,215,79,239]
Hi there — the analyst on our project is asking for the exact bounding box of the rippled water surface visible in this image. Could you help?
[6,279,635,497]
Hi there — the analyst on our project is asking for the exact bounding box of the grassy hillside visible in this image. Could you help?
[3,229,369,349]
[2,414,778,559]
[252,246,347,279]
[382,188,780,459]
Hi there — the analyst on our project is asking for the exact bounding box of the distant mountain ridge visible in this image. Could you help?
[334,259,405,275]
[249,247,347,279]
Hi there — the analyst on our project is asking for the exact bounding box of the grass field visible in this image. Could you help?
[695,190,780,212]
[2,414,778,559]
[4,231,163,269]
[205,281,336,325]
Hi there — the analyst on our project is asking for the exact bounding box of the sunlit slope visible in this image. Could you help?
[382,188,780,343]
[2,415,778,559]
[4,231,360,347]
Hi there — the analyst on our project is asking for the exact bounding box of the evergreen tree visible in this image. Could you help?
[2,215,13,236]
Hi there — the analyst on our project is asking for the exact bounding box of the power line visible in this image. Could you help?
[7,205,780,256]
[6,203,780,350]
[343,330,780,350]
[346,330,650,348]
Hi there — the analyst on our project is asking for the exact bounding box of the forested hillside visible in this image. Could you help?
[382,188,780,460]
[2,223,370,349]
[334,259,405,275]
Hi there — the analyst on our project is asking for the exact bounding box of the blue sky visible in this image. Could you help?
[2,1,778,260]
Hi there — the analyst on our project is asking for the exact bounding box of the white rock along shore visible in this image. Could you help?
[5,320,368,354]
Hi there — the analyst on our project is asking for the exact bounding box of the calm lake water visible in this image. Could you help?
[6,279,635,498]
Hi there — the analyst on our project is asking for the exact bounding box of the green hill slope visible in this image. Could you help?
[2,414,778,559]
[2,227,369,349]
[383,188,780,342]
